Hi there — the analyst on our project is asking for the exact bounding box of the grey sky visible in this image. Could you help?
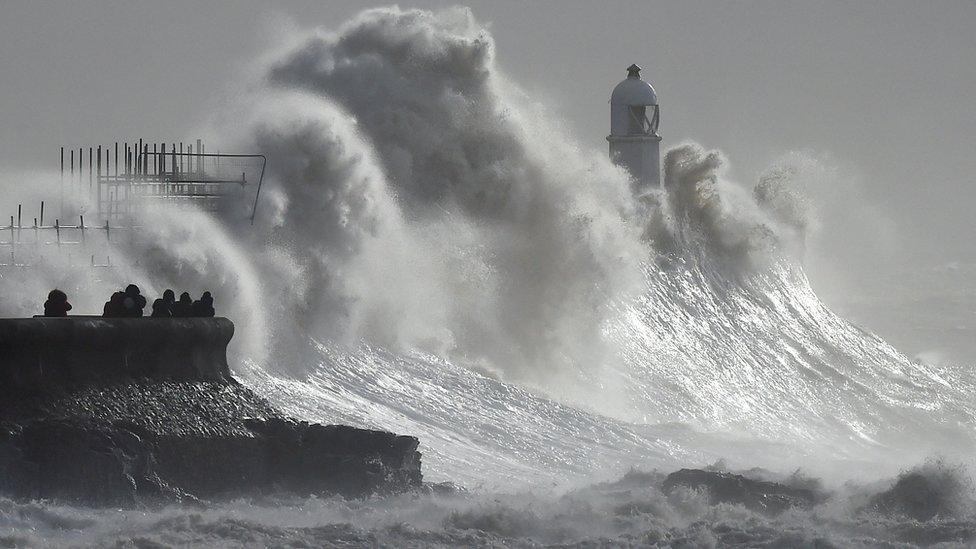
[1,1,974,362]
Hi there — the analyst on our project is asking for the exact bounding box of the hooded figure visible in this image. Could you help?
[43,289,72,317]
[150,298,171,317]
[151,289,177,317]
[162,289,176,309]
[103,291,124,317]
[191,291,215,317]
[121,284,147,317]
[173,292,194,317]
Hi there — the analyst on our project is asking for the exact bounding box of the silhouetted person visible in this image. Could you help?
[191,291,215,317]
[162,289,176,310]
[173,292,194,317]
[43,289,72,317]
[121,284,147,317]
[151,289,176,317]
[103,291,124,317]
[150,298,171,317]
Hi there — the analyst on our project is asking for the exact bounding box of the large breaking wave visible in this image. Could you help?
[2,6,975,546]
[223,6,975,481]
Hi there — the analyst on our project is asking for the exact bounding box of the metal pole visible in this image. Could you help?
[251,156,267,225]
[97,146,102,218]
[40,201,44,227]
[70,149,74,193]
[60,147,64,217]
[126,146,131,225]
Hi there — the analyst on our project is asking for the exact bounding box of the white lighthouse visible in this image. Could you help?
[607,64,661,188]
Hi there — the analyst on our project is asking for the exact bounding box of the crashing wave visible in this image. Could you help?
[0,8,973,531]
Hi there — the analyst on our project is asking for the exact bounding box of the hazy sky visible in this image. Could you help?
[1,1,974,362]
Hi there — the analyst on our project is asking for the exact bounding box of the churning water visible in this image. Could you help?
[2,6,975,547]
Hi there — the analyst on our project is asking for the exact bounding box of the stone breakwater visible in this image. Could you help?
[0,317,236,388]
[0,317,422,506]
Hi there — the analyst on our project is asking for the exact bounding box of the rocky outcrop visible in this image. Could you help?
[868,470,965,521]
[0,412,420,506]
[0,318,422,506]
[662,468,821,515]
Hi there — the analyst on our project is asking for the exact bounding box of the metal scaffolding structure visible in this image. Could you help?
[81,139,266,225]
[1,139,266,268]
[0,201,120,268]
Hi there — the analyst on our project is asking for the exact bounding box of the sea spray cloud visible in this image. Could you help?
[243,91,454,358]
[659,143,833,268]
[223,6,648,384]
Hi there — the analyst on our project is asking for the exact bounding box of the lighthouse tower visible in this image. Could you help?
[607,64,661,188]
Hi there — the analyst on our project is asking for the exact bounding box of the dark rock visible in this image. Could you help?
[6,419,176,506]
[662,468,821,515]
[0,318,423,506]
[243,418,422,496]
[869,471,964,521]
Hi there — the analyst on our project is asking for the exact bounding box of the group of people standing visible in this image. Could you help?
[40,286,215,318]
[103,285,215,318]
[147,289,215,318]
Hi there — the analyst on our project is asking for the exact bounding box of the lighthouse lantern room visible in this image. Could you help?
[607,64,661,188]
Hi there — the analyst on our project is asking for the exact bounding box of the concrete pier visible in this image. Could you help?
[0,317,234,391]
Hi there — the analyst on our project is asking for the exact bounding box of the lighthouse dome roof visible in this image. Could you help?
[611,64,657,106]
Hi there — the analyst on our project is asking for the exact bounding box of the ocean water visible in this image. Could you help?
[822,262,976,369]
[2,6,975,547]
